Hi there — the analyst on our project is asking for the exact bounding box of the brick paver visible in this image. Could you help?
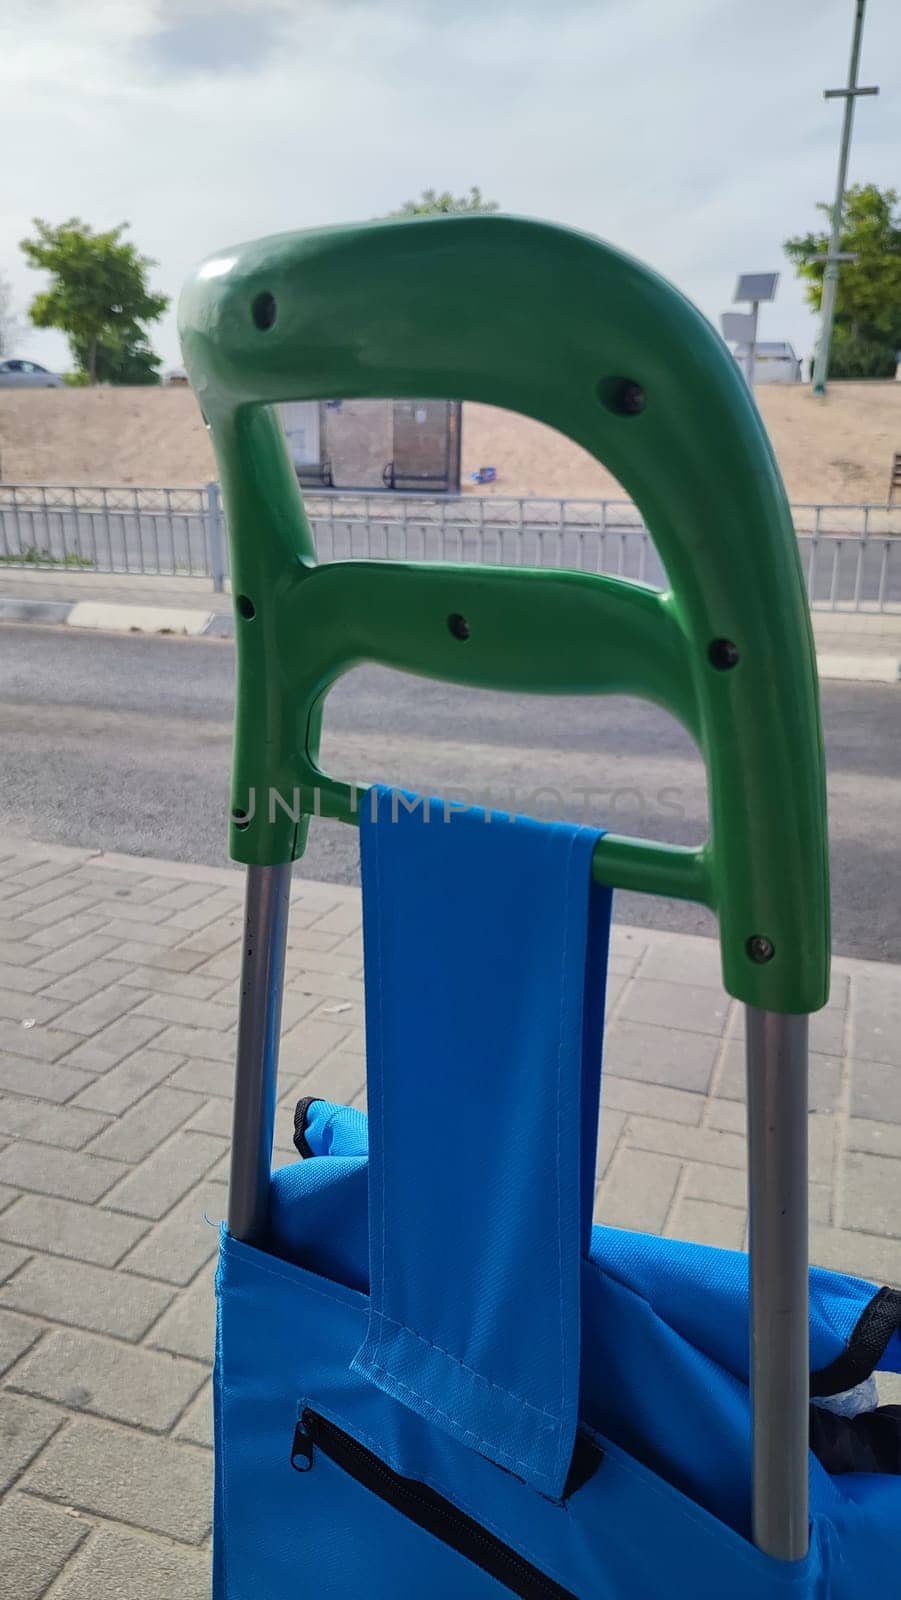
[9,1329,207,1433]
[26,1418,212,1542]
[0,1254,175,1342]
[0,836,898,1595]
[0,1491,89,1600]
[0,1195,148,1268]
[0,1311,42,1378]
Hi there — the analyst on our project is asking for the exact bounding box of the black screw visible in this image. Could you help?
[708,638,740,671]
[236,594,256,620]
[619,381,646,415]
[747,935,775,964]
[598,376,646,417]
[251,291,277,331]
[447,613,471,641]
[232,808,251,832]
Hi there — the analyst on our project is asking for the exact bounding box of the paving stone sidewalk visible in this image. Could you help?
[0,838,899,1597]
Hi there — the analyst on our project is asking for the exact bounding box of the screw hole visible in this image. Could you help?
[251,291,277,331]
[746,935,775,965]
[232,808,251,832]
[447,613,471,641]
[598,377,646,417]
[708,638,740,671]
[236,595,256,620]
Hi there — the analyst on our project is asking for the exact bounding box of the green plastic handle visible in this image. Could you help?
[178,214,829,1012]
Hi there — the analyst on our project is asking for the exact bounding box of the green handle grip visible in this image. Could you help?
[178,214,829,1012]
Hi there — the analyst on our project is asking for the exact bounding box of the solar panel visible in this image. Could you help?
[734,273,779,303]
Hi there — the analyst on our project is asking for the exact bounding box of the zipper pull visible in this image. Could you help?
[291,1414,314,1472]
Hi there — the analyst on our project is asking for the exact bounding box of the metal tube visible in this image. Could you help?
[84,512,94,569]
[829,540,841,609]
[747,300,759,391]
[807,537,818,605]
[852,533,864,611]
[139,495,150,573]
[12,485,23,558]
[127,492,139,574]
[151,506,161,576]
[100,489,112,572]
[228,863,292,1243]
[102,489,114,570]
[55,502,66,568]
[877,541,889,611]
[746,1007,810,1561]
[39,486,49,563]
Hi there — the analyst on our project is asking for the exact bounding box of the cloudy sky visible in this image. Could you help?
[2,0,898,374]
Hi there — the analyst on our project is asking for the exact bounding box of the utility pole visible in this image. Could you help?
[811,0,879,396]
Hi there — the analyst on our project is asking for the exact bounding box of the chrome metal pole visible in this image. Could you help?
[228,863,292,1243]
[746,300,759,392]
[746,1007,810,1560]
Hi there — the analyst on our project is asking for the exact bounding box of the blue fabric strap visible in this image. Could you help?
[352,788,612,1499]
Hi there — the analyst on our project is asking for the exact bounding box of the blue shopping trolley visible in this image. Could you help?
[179,214,901,1598]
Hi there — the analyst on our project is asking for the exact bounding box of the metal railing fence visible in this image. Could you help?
[0,483,898,613]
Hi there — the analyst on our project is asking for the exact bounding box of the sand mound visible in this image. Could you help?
[461,385,901,505]
[0,388,215,488]
[0,382,898,505]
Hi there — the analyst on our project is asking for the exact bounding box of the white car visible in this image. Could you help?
[0,358,64,388]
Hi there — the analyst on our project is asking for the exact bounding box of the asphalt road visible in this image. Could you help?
[1,625,899,962]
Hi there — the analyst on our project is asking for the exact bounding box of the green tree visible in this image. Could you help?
[390,186,499,217]
[20,218,169,385]
[71,330,162,386]
[784,184,901,379]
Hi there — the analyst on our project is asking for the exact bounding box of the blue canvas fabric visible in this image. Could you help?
[351,790,612,1499]
[215,789,901,1597]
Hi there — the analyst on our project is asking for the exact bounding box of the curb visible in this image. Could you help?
[0,595,897,681]
[0,597,76,626]
[815,652,900,685]
[0,595,233,638]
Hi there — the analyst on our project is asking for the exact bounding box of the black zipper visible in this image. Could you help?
[291,1408,581,1600]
